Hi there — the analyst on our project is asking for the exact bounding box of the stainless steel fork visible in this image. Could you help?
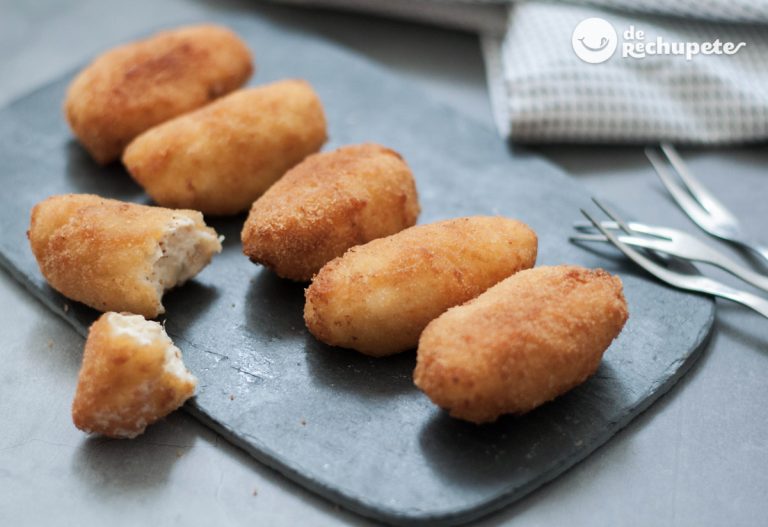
[578,199,768,319]
[571,221,768,293]
[645,143,768,264]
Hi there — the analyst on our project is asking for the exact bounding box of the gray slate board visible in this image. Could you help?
[0,14,714,526]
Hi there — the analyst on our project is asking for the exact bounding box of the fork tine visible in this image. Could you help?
[579,203,768,318]
[573,221,612,232]
[570,231,668,249]
[645,147,713,228]
[570,232,676,251]
[659,144,738,224]
[624,222,678,240]
[573,220,674,240]
[579,209,685,287]
[590,199,681,258]
[614,222,676,240]
[591,198,633,233]
[570,233,610,242]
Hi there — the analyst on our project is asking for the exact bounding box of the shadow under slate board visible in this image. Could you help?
[0,12,714,527]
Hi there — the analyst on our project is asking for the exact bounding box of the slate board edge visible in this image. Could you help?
[0,184,718,526]
[1,244,716,526]
[0,13,718,525]
[0,85,717,527]
[187,305,715,527]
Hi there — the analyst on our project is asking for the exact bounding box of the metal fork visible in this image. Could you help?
[645,143,768,264]
[579,199,768,319]
[571,221,768,293]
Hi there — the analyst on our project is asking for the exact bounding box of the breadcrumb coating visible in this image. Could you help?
[72,312,197,438]
[64,24,253,164]
[304,216,537,356]
[242,143,420,281]
[414,265,629,424]
[28,194,221,318]
[123,79,328,215]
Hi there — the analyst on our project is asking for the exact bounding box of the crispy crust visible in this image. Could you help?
[304,216,537,356]
[27,194,221,318]
[414,265,629,424]
[64,24,253,164]
[123,79,328,215]
[241,144,420,281]
[72,312,197,438]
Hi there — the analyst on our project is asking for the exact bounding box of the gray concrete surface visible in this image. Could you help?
[1,1,766,526]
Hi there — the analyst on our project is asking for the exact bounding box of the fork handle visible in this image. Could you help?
[704,249,768,294]
[712,286,768,319]
[745,243,768,267]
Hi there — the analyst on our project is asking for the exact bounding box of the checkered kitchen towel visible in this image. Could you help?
[275,0,768,144]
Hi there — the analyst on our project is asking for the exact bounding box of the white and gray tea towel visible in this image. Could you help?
[274,0,768,144]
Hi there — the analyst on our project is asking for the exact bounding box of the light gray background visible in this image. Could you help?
[1,1,766,526]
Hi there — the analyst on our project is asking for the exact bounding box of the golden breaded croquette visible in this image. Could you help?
[28,194,222,318]
[64,24,253,164]
[304,217,537,356]
[123,80,328,215]
[414,265,629,424]
[242,144,420,281]
[72,312,197,438]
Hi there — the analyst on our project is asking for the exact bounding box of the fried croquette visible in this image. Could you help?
[72,312,197,438]
[28,194,222,318]
[241,144,420,281]
[304,217,537,356]
[414,265,629,424]
[64,24,253,164]
[123,79,328,215]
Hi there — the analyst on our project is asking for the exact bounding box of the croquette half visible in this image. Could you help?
[28,194,222,318]
[72,312,197,438]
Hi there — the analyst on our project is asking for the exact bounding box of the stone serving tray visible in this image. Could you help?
[0,13,714,526]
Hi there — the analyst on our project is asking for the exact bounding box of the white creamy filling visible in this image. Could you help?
[107,312,196,385]
[149,216,220,297]
[162,342,196,384]
[107,312,161,345]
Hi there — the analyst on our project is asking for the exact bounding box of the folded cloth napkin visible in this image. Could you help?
[274,0,768,144]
